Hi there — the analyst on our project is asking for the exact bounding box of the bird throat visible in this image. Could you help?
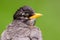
[13,20,35,29]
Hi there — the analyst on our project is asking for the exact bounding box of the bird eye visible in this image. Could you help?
[25,13,29,16]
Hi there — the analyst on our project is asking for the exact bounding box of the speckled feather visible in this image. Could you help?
[1,20,42,40]
[1,6,42,40]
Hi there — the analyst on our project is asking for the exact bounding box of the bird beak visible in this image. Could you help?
[29,13,43,19]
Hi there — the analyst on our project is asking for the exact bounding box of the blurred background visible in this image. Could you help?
[0,0,60,40]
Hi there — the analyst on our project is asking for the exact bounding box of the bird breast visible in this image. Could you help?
[7,27,30,38]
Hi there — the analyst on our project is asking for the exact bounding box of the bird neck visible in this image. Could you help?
[13,20,35,29]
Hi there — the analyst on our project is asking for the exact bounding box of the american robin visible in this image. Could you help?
[1,6,42,40]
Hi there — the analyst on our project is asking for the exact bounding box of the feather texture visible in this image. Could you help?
[1,20,42,40]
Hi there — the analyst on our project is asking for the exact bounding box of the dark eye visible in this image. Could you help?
[25,13,29,16]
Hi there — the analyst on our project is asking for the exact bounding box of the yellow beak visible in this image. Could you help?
[29,13,42,19]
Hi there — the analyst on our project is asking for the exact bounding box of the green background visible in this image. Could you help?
[0,0,60,40]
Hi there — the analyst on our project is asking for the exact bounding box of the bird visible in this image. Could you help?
[1,6,43,40]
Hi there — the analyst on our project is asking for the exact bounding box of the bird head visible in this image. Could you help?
[13,6,42,26]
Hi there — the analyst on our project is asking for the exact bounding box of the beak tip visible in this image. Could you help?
[29,13,43,19]
[39,14,43,16]
[36,13,43,17]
